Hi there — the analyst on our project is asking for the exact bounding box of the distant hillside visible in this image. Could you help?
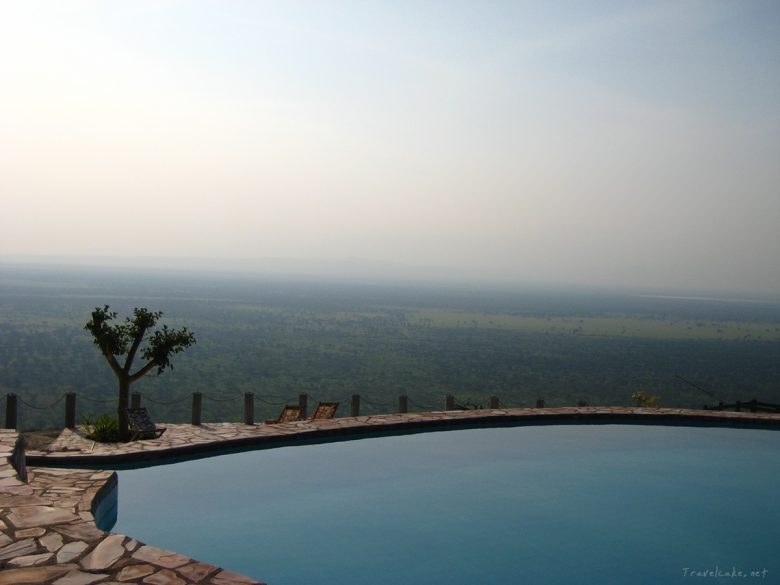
[2,264,778,430]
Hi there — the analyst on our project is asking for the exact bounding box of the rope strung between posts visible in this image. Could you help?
[408,397,436,411]
[337,395,354,406]
[141,394,190,406]
[17,394,66,410]
[255,396,294,406]
[454,399,487,410]
[76,393,116,403]
[6,390,510,418]
[202,393,243,402]
[360,396,394,410]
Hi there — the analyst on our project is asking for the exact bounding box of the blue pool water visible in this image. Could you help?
[108,425,780,585]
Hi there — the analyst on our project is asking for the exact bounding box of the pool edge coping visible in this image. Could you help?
[3,407,780,584]
[26,406,780,467]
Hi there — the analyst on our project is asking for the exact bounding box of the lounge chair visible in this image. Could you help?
[126,407,166,440]
[265,405,303,424]
[310,401,339,420]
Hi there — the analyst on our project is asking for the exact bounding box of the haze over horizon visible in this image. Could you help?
[2,1,779,295]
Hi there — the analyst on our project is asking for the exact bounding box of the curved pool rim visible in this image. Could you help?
[27,407,780,470]
[101,419,780,585]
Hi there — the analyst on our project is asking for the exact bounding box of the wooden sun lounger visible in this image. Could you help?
[265,405,303,424]
[126,407,166,440]
[310,401,339,420]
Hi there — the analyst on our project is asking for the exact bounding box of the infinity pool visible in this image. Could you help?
[106,424,779,585]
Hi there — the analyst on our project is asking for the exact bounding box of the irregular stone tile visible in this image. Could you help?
[209,569,265,585]
[0,533,11,547]
[0,493,49,507]
[8,551,54,567]
[90,471,114,480]
[53,569,111,585]
[124,538,140,552]
[0,476,25,487]
[57,540,90,563]
[15,526,47,538]
[133,544,190,569]
[40,530,64,551]
[79,533,127,570]
[176,561,219,581]
[0,537,39,561]
[116,563,156,581]
[1,484,40,496]
[0,563,76,584]
[36,468,80,476]
[142,569,187,585]
[6,505,80,528]
[54,521,106,542]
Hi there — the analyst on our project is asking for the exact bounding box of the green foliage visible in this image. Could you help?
[2,266,779,430]
[84,306,127,356]
[82,413,120,442]
[631,389,661,407]
[83,304,196,440]
[143,324,197,374]
[84,306,195,375]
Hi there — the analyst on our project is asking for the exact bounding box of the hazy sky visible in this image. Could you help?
[2,1,779,294]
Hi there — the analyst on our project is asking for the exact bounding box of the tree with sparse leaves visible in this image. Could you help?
[85,306,195,441]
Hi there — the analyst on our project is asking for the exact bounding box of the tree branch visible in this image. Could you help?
[123,326,147,374]
[128,360,158,384]
[103,352,124,378]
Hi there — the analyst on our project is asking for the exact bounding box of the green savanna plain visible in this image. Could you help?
[1,264,779,430]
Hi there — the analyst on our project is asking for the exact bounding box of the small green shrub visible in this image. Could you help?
[83,413,121,442]
[631,389,660,408]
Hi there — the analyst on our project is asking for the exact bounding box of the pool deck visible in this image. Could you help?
[2,406,780,584]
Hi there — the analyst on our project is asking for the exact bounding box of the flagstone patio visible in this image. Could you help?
[2,407,780,583]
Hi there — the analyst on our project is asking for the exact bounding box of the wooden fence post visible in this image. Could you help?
[299,393,309,419]
[5,394,18,430]
[351,394,361,417]
[244,392,254,425]
[488,396,499,409]
[65,393,77,428]
[131,392,141,409]
[192,392,202,426]
[445,394,455,411]
[398,395,408,413]
[12,435,26,483]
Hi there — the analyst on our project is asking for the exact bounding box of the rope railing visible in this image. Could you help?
[17,394,66,410]
[142,395,190,406]
[360,396,395,410]
[408,397,436,411]
[76,393,117,403]
[202,393,243,402]
[255,395,296,406]
[1,390,528,430]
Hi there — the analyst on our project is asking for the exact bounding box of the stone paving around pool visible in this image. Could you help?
[2,407,780,584]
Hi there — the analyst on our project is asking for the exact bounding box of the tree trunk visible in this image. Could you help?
[118,376,130,442]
